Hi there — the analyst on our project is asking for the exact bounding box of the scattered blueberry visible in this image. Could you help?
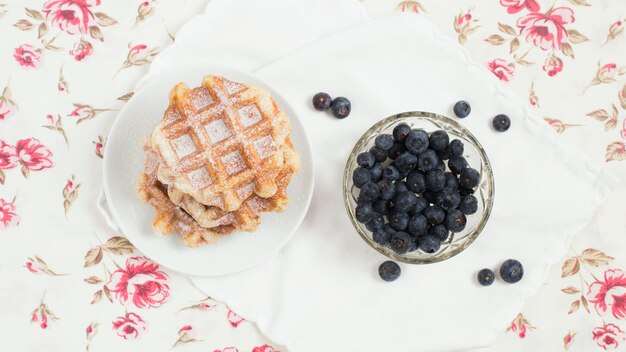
[418,234,441,254]
[370,147,388,163]
[477,268,495,286]
[500,259,524,283]
[355,202,376,223]
[493,114,511,132]
[424,205,446,225]
[448,155,468,174]
[379,261,401,282]
[378,180,396,200]
[406,171,426,193]
[453,100,471,118]
[369,163,383,182]
[390,231,414,254]
[449,139,464,157]
[426,169,445,192]
[408,214,428,236]
[429,130,449,152]
[383,165,400,181]
[358,182,380,204]
[389,211,410,231]
[405,130,430,155]
[394,152,418,173]
[428,224,449,241]
[444,172,460,189]
[417,149,439,172]
[352,167,371,188]
[444,209,467,233]
[330,97,351,119]
[357,152,376,168]
[393,191,418,213]
[375,134,394,151]
[312,92,332,111]
[388,142,405,160]
[393,123,412,142]
[459,167,481,189]
[459,194,478,215]
[373,228,392,246]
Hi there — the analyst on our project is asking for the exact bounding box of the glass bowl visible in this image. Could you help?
[343,111,495,264]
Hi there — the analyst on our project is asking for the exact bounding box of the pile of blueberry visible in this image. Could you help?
[353,122,481,256]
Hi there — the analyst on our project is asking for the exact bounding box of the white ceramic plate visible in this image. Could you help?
[103,66,314,277]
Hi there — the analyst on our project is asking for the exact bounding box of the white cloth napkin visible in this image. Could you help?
[141,3,614,352]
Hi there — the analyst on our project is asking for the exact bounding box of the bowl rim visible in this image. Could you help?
[342,111,495,264]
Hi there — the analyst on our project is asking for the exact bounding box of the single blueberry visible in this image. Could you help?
[418,234,441,253]
[383,165,400,181]
[406,171,426,193]
[500,259,524,283]
[453,100,471,118]
[392,123,412,142]
[459,167,481,189]
[448,155,468,175]
[373,199,390,214]
[435,159,446,172]
[444,172,460,189]
[437,146,452,160]
[330,97,351,119]
[444,209,467,233]
[459,186,475,197]
[312,92,332,111]
[394,181,409,194]
[413,197,430,214]
[355,202,376,223]
[408,214,428,236]
[378,261,401,282]
[390,231,413,254]
[424,205,446,225]
[477,268,495,286]
[393,191,417,213]
[439,188,461,210]
[352,167,371,188]
[389,211,410,231]
[369,163,383,182]
[417,149,439,172]
[449,139,464,157]
[388,142,405,160]
[429,130,450,152]
[429,224,449,241]
[394,152,418,173]
[405,130,430,155]
[426,169,446,192]
[373,228,391,246]
[357,152,376,168]
[459,194,478,215]
[370,147,388,163]
[365,214,384,232]
[375,134,394,151]
[383,223,396,238]
[378,180,396,200]
[422,190,438,204]
[358,182,380,203]
[493,114,511,132]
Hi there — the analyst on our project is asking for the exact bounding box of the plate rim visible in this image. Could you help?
[102,65,315,277]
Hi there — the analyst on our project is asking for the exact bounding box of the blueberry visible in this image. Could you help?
[369,163,383,182]
[312,92,332,111]
[373,199,389,214]
[408,214,428,236]
[388,142,405,160]
[493,114,511,132]
[375,134,394,151]
[393,123,412,142]
[390,231,414,254]
[477,268,495,286]
[439,188,461,210]
[398,170,410,181]
[373,228,391,246]
[394,152,418,173]
[453,100,471,118]
[424,205,446,225]
[370,147,387,163]
[389,211,410,231]
[449,139,464,156]
[378,180,396,200]
[459,194,478,215]
[435,159,446,172]
[448,155,468,175]
[330,97,351,119]
[429,224,449,241]
[413,197,429,214]
[379,261,401,282]
[355,203,376,223]
[383,165,400,181]
[352,167,371,188]
[357,152,376,168]
[422,190,438,204]
[426,169,445,192]
[459,186,475,197]
[393,191,417,213]
[500,259,524,283]
[417,149,439,172]
[405,130,430,155]
[418,234,441,253]
[444,172,459,189]
[365,214,384,232]
[459,167,481,189]
[383,223,396,237]
[429,130,449,152]
[444,209,467,233]
[394,181,409,194]
[406,171,426,193]
[437,146,452,160]
[358,182,380,203]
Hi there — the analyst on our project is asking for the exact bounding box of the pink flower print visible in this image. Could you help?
[564,331,576,350]
[112,312,146,340]
[213,348,239,352]
[252,345,278,352]
[70,39,93,61]
[587,269,626,319]
[43,0,100,35]
[227,310,244,327]
[592,324,625,350]
[620,119,626,140]
[105,256,169,308]
[0,98,16,121]
[15,138,54,177]
[396,1,424,13]
[500,0,540,14]
[0,141,18,170]
[517,7,574,50]
[488,58,515,81]
[0,198,19,229]
[31,298,58,329]
[14,44,42,68]
[543,55,563,77]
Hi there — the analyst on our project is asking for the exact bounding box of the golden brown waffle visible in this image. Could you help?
[166,138,300,232]
[138,148,235,247]
[151,75,291,212]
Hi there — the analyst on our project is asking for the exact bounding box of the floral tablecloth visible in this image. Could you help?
[1,0,625,351]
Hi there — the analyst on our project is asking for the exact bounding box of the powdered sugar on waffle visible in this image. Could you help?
[253,135,277,160]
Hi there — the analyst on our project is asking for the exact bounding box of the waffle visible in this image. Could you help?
[151,75,291,212]
[166,137,300,232]
[137,148,235,247]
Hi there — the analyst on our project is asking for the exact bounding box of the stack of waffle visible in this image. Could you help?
[138,75,300,247]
